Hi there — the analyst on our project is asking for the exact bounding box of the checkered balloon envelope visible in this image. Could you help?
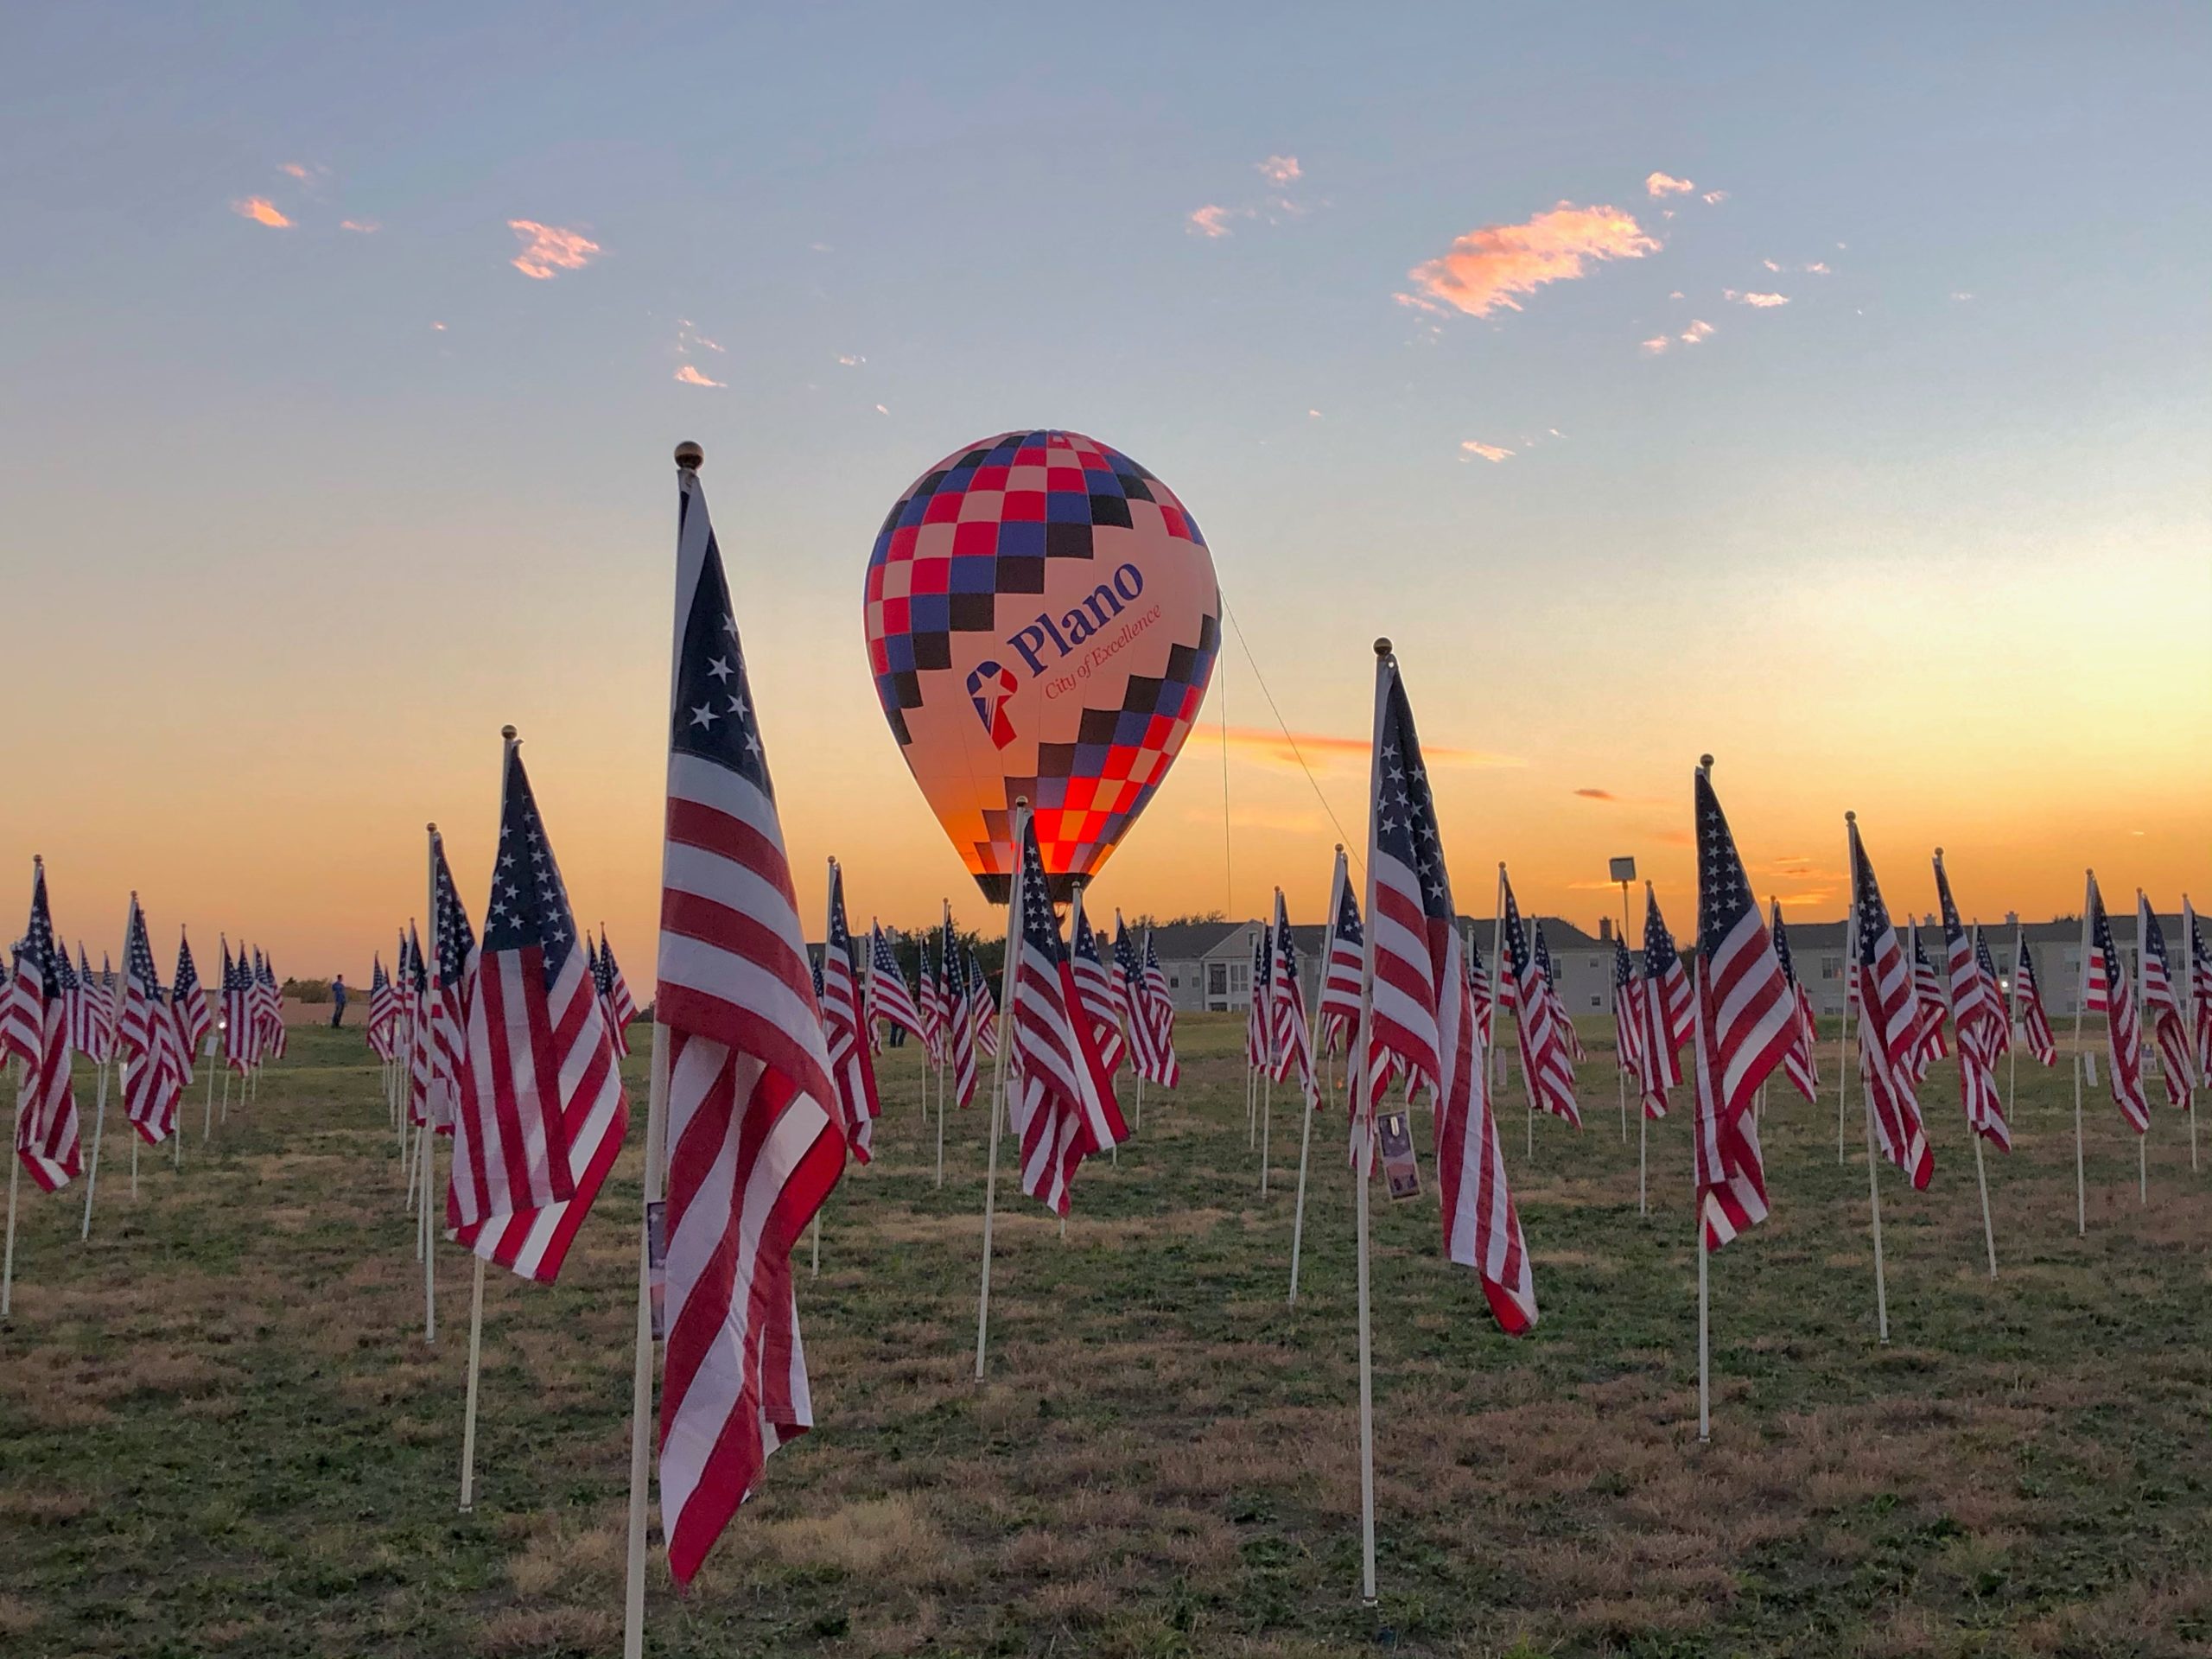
[863,429,1221,905]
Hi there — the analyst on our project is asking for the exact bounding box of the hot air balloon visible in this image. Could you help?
[864,429,1220,903]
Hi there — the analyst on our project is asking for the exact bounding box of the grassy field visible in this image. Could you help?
[4,1014,2210,1658]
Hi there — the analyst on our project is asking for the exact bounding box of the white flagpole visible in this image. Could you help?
[974,799,1027,1382]
[1694,761,1712,1443]
[1246,925,1259,1147]
[2136,889,2150,1207]
[2188,896,2201,1172]
[2074,873,2092,1236]
[621,1020,671,1659]
[80,902,133,1237]
[937,900,950,1190]
[1618,880,1636,1146]
[422,823,441,1346]
[1847,815,1889,1344]
[1289,850,1343,1306]
[2,1084,22,1319]
[1836,918,1852,1166]
[1259,904,1274,1195]
[2007,919,2022,1145]
[205,1024,219,1141]
[458,725,518,1512]
[1352,641,1392,1606]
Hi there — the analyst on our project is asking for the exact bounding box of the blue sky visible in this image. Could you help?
[2,3,2207,969]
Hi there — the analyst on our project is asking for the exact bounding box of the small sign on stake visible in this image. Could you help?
[1377,1110,1421,1201]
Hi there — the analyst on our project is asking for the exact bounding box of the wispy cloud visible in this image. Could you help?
[1641,334,1672,355]
[1725,289,1789,308]
[339,218,378,233]
[1701,189,1728,205]
[1645,171,1696,198]
[1187,203,1248,238]
[1459,440,1514,463]
[507,219,601,279]
[1573,788,1618,802]
[1222,726,1522,770]
[836,353,865,366]
[1804,261,1830,274]
[1680,319,1715,343]
[277,162,314,182]
[1401,202,1658,320]
[673,365,724,388]
[1951,290,1975,302]
[232,197,292,229]
[1256,154,1301,185]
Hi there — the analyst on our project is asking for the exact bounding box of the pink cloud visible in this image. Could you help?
[277,162,314,181]
[339,219,378,233]
[1402,202,1659,319]
[1701,189,1728,205]
[1459,440,1514,463]
[507,219,601,280]
[1187,203,1246,238]
[673,365,724,388]
[1574,788,1618,802]
[1803,261,1831,274]
[1645,172,1696,198]
[231,197,292,229]
[1680,319,1715,343]
[1726,290,1789,308]
[1640,334,1671,355]
[1256,155,1301,185]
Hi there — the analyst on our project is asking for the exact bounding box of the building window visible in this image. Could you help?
[1589,995,1601,1009]
[1207,963,1228,997]
[1820,956,1841,981]
[1169,974,1180,989]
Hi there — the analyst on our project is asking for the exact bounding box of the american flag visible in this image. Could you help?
[599,926,639,1036]
[2186,899,2212,1078]
[171,928,211,1071]
[866,924,924,1046]
[1364,653,1534,1330]
[652,459,845,1584]
[1633,889,1687,1119]
[1500,874,1579,1128]
[1465,929,1493,1050]
[939,925,978,1107]
[2082,875,2147,1132]
[257,950,287,1060]
[0,930,35,1072]
[967,946,998,1059]
[819,862,879,1162]
[221,939,257,1073]
[1611,935,1645,1081]
[1004,814,1126,1215]
[1768,899,1820,1101]
[367,953,397,1062]
[1847,822,1934,1188]
[12,861,83,1192]
[2137,894,2192,1110]
[1069,899,1127,1076]
[1138,929,1179,1088]
[2012,927,2056,1066]
[1906,925,1948,1082]
[1974,928,2012,1059]
[1933,857,2009,1150]
[1533,921,1587,1065]
[118,898,181,1145]
[424,835,477,1135]
[444,742,593,1234]
[914,932,944,1065]
[1691,764,1792,1248]
[1267,890,1315,1103]
[70,947,115,1064]
[589,937,628,1059]
[1113,914,1168,1086]
[1319,849,1364,1058]
[1244,924,1271,1071]
[404,923,431,1113]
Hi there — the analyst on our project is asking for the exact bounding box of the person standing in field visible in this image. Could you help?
[330,974,347,1028]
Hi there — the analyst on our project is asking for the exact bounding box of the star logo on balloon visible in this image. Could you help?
[863,429,1222,903]
[967,661,1019,750]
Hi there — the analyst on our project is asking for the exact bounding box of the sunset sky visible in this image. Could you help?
[3,4,2208,977]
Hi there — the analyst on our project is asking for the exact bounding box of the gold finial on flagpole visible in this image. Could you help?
[675,441,703,470]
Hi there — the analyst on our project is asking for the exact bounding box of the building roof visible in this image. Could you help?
[1142,920,1243,960]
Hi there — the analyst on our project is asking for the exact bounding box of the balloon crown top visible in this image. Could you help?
[674,441,703,470]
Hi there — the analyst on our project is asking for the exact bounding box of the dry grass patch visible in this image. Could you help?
[474,1605,620,1656]
[755,1494,952,1584]
[0,1595,39,1638]
[509,1522,626,1595]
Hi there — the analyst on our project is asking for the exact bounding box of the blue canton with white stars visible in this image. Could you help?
[1375,669,1453,920]
[480,750,577,978]
[1017,822,1066,964]
[671,492,772,798]
[1694,770,1758,955]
